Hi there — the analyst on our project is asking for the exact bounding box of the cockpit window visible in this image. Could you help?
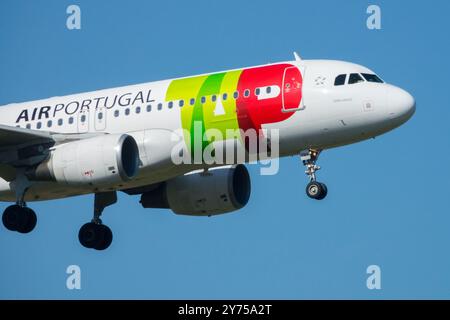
[334,74,346,86]
[348,73,364,84]
[361,73,384,83]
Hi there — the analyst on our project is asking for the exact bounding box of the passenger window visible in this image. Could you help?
[157,103,163,110]
[146,105,152,112]
[190,98,195,105]
[47,120,52,127]
[348,73,364,84]
[81,115,86,122]
[334,74,346,86]
[266,86,271,94]
[36,122,42,129]
[201,96,206,104]
[26,124,31,129]
[168,101,173,109]
[244,89,250,97]
[58,119,63,126]
[222,93,228,100]
[179,100,184,107]
[69,117,74,124]
[98,112,103,120]
[125,108,130,115]
[255,88,260,96]
[114,110,120,117]
[233,91,239,99]
[136,106,141,114]
[211,95,217,102]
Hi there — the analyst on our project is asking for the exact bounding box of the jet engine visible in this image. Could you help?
[140,165,251,216]
[31,134,139,187]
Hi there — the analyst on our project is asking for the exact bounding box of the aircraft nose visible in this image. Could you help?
[387,85,416,122]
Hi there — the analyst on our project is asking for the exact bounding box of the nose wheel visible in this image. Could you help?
[301,149,328,200]
[306,181,328,200]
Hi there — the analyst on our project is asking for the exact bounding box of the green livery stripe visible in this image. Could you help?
[205,70,241,138]
[165,69,242,158]
[192,72,225,155]
[165,75,208,156]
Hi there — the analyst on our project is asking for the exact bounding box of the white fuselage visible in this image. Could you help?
[0,59,415,202]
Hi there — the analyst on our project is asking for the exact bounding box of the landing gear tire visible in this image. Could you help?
[306,181,328,200]
[16,207,37,234]
[78,222,113,250]
[94,224,113,251]
[2,205,37,233]
[79,192,117,250]
[78,222,99,249]
[2,205,21,231]
[317,183,328,200]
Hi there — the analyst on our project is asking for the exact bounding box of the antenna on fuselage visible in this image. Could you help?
[293,52,302,61]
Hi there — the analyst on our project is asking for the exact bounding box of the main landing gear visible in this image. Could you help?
[2,172,37,233]
[78,192,116,251]
[1,171,115,250]
[2,204,37,233]
[301,149,328,200]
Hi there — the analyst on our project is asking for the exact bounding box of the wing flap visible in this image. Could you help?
[0,124,53,147]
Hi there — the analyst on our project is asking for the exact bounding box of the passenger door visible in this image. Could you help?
[77,109,89,133]
[95,106,107,131]
[282,66,305,112]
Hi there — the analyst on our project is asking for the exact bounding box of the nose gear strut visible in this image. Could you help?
[300,149,328,200]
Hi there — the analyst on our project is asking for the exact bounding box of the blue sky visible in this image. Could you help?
[1,0,449,299]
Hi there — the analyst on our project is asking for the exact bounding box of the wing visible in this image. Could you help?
[0,124,104,181]
[0,124,55,181]
[0,124,53,147]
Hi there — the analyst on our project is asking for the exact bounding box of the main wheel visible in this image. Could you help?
[78,222,101,249]
[306,181,327,200]
[16,207,37,233]
[94,224,113,251]
[2,205,37,233]
[78,222,113,250]
[2,205,22,231]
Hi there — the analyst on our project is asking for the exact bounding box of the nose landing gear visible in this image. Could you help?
[301,149,328,200]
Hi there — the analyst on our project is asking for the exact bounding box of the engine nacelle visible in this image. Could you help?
[31,134,139,187]
[140,165,251,216]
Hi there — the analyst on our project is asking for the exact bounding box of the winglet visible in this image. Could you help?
[293,51,302,61]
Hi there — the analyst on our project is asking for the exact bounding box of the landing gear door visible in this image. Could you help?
[282,65,305,112]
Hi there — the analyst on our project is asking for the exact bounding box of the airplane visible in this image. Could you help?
[0,53,415,250]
